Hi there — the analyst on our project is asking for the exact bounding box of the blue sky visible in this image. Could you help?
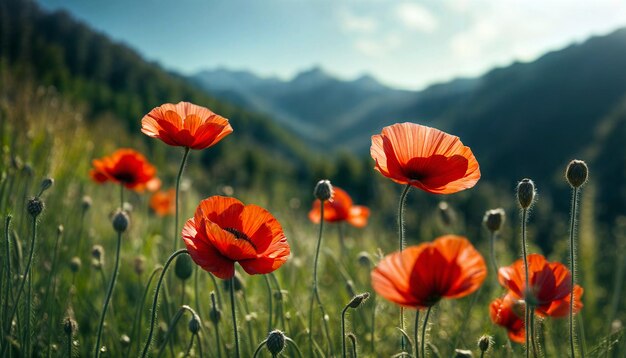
[38,0,626,90]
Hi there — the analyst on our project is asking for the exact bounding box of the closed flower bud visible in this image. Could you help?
[120,334,131,347]
[69,257,82,273]
[454,349,473,358]
[188,315,201,334]
[313,180,333,201]
[478,335,493,353]
[223,273,244,292]
[566,160,588,188]
[516,179,536,209]
[27,197,45,217]
[357,251,372,267]
[347,292,370,309]
[175,253,193,281]
[81,196,92,211]
[266,330,286,355]
[483,208,505,233]
[39,177,54,194]
[134,256,145,275]
[63,317,77,336]
[112,210,130,233]
[92,245,104,261]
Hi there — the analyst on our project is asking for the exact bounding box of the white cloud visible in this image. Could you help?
[395,2,438,33]
[355,34,402,57]
[339,9,378,34]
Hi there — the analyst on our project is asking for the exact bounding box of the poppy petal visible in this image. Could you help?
[182,218,235,279]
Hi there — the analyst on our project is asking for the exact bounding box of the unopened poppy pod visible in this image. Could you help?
[370,123,480,194]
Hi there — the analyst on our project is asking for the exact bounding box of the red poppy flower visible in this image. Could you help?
[370,123,480,194]
[371,235,486,309]
[150,189,176,217]
[308,186,370,228]
[90,148,157,191]
[498,254,583,317]
[141,101,233,149]
[182,196,290,279]
[490,292,526,343]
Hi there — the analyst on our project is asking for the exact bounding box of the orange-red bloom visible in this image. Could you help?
[490,292,526,343]
[370,123,480,194]
[90,148,157,191]
[141,101,233,149]
[308,186,370,228]
[182,196,290,279]
[498,254,584,317]
[371,235,487,309]
[150,189,176,217]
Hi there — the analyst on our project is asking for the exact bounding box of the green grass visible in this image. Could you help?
[0,76,624,358]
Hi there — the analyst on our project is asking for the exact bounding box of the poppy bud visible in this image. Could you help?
[81,196,92,212]
[27,197,45,217]
[175,253,193,281]
[69,257,82,273]
[478,335,492,353]
[516,179,536,209]
[92,245,104,261]
[188,315,201,334]
[209,292,221,324]
[134,256,145,276]
[23,163,33,176]
[566,160,588,188]
[347,292,370,309]
[63,317,77,336]
[357,251,372,267]
[483,208,505,233]
[120,334,131,347]
[454,349,473,358]
[223,272,244,292]
[39,177,54,194]
[438,201,456,227]
[112,210,130,233]
[313,180,333,201]
[266,330,286,355]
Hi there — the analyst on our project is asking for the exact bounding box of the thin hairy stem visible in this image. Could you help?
[2,215,37,357]
[521,208,530,358]
[489,231,499,283]
[342,304,349,358]
[252,339,268,358]
[230,276,240,358]
[173,147,190,252]
[309,200,327,357]
[131,266,163,357]
[211,292,222,358]
[568,187,579,358]
[264,274,273,334]
[397,184,411,351]
[286,337,304,358]
[94,231,122,358]
[421,307,432,358]
[414,310,420,358]
[530,309,538,357]
[140,249,188,357]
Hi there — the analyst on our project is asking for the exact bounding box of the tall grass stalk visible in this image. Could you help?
[2,216,12,338]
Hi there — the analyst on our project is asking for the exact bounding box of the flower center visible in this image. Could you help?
[114,171,136,184]
[224,227,257,250]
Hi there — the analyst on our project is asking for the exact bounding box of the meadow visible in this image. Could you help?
[0,62,624,358]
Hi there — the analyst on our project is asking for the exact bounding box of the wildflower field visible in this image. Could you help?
[1,1,626,357]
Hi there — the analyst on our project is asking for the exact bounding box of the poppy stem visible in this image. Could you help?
[264,274,273,334]
[397,184,411,352]
[489,231,499,285]
[94,230,122,358]
[2,215,37,357]
[521,207,530,358]
[286,337,304,358]
[309,199,329,357]
[230,276,241,358]
[173,146,191,252]
[140,249,189,358]
[131,266,163,357]
[252,339,268,358]
[210,292,222,358]
[568,187,580,358]
[2,216,11,342]
[421,307,432,358]
[414,310,420,358]
[529,307,538,358]
[120,183,124,208]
